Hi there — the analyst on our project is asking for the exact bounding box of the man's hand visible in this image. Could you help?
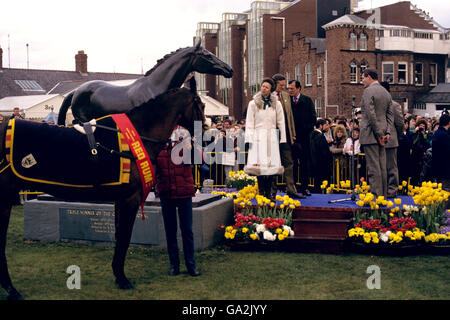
[377,134,389,146]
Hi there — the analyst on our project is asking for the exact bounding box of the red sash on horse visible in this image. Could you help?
[111,114,155,219]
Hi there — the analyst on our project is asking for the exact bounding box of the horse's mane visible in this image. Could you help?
[144,46,193,77]
[128,87,189,115]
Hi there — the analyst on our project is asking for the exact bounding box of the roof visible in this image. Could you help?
[0,67,141,99]
[430,83,450,93]
[322,14,367,29]
[304,38,326,54]
[0,94,61,111]
[416,83,450,103]
[199,94,229,116]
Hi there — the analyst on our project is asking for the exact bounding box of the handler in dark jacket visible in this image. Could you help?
[432,113,450,191]
[156,129,200,277]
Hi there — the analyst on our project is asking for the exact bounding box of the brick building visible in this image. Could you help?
[196,0,352,120]
[280,1,450,119]
[195,0,449,120]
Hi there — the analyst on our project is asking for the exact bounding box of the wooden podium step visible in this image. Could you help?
[289,206,354,254]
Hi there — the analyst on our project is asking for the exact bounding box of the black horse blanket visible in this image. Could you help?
[3,117,131,188]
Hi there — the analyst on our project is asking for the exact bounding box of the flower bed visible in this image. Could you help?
[225,170,257,191]
[347,181,450,255]
[215,183,300,250]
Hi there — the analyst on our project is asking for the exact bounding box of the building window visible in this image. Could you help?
[413,103,426,110]
[360,33,367,51]
[305,62,312,86]
[376,29,385,38]
[14,80,45,92]
[414,63,423,86]
[382,62,394,83]
[350,32,357,50]
[295,64,301,81]
[429,63,437,86]
[360,62,368,84]
[350,61,358,83]
[315,98,322,117]
[414,32,433,39]
[398,62,408,84]
[285,71,290,82]
[317,66,322,86]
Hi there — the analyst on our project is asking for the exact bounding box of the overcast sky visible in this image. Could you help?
[1,0,448,74]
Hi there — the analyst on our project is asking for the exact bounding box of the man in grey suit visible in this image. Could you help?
[359,69,393,198]
[270,74,305,199]
[380,81,404,198]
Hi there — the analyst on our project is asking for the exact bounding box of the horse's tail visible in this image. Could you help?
[57,92,74,125]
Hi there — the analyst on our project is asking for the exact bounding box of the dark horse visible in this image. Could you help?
[57,41,232,125]
[0,80,205,300]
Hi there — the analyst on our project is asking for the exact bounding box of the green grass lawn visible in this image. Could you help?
[1,205,449,300]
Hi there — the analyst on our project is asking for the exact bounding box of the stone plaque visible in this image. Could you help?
[59,207,159,245]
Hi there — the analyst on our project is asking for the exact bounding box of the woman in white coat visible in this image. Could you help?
[244,78,286,200]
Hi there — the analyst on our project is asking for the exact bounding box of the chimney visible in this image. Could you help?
[75,50,88,74]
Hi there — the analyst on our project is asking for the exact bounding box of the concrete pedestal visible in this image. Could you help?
[24,193,234,250]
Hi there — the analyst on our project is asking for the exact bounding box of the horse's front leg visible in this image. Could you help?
[112,193,140,290]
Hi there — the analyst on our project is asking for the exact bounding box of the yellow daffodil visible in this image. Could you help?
[250,233,258,240]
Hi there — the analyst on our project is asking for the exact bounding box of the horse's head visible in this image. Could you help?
[191,41,233,78]
[177,77,206,138]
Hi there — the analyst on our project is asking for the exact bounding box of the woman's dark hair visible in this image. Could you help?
[261,78,275,92]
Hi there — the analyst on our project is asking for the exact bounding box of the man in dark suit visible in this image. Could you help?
[310,118,333,193]
[270,74,305,199]
[432,113,450,192]
[288,80,317,196]
[359,69,393,198]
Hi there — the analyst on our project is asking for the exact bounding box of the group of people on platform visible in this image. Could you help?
[237,69,450,200]
[154,68,450,278]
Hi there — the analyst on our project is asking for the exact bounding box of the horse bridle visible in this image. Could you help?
[90,93,204,160]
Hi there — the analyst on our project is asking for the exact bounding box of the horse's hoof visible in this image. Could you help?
[115,278,134,290]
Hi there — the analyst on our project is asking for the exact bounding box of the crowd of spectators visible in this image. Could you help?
[198,108,449,192]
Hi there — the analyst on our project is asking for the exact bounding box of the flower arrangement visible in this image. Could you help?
[226,170,257,191]
[322,178,371,195]
[219,187,300,246]
[348,181,450,248]
[220,214,294,244]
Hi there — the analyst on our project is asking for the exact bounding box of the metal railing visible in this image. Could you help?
[194,151,368,190]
